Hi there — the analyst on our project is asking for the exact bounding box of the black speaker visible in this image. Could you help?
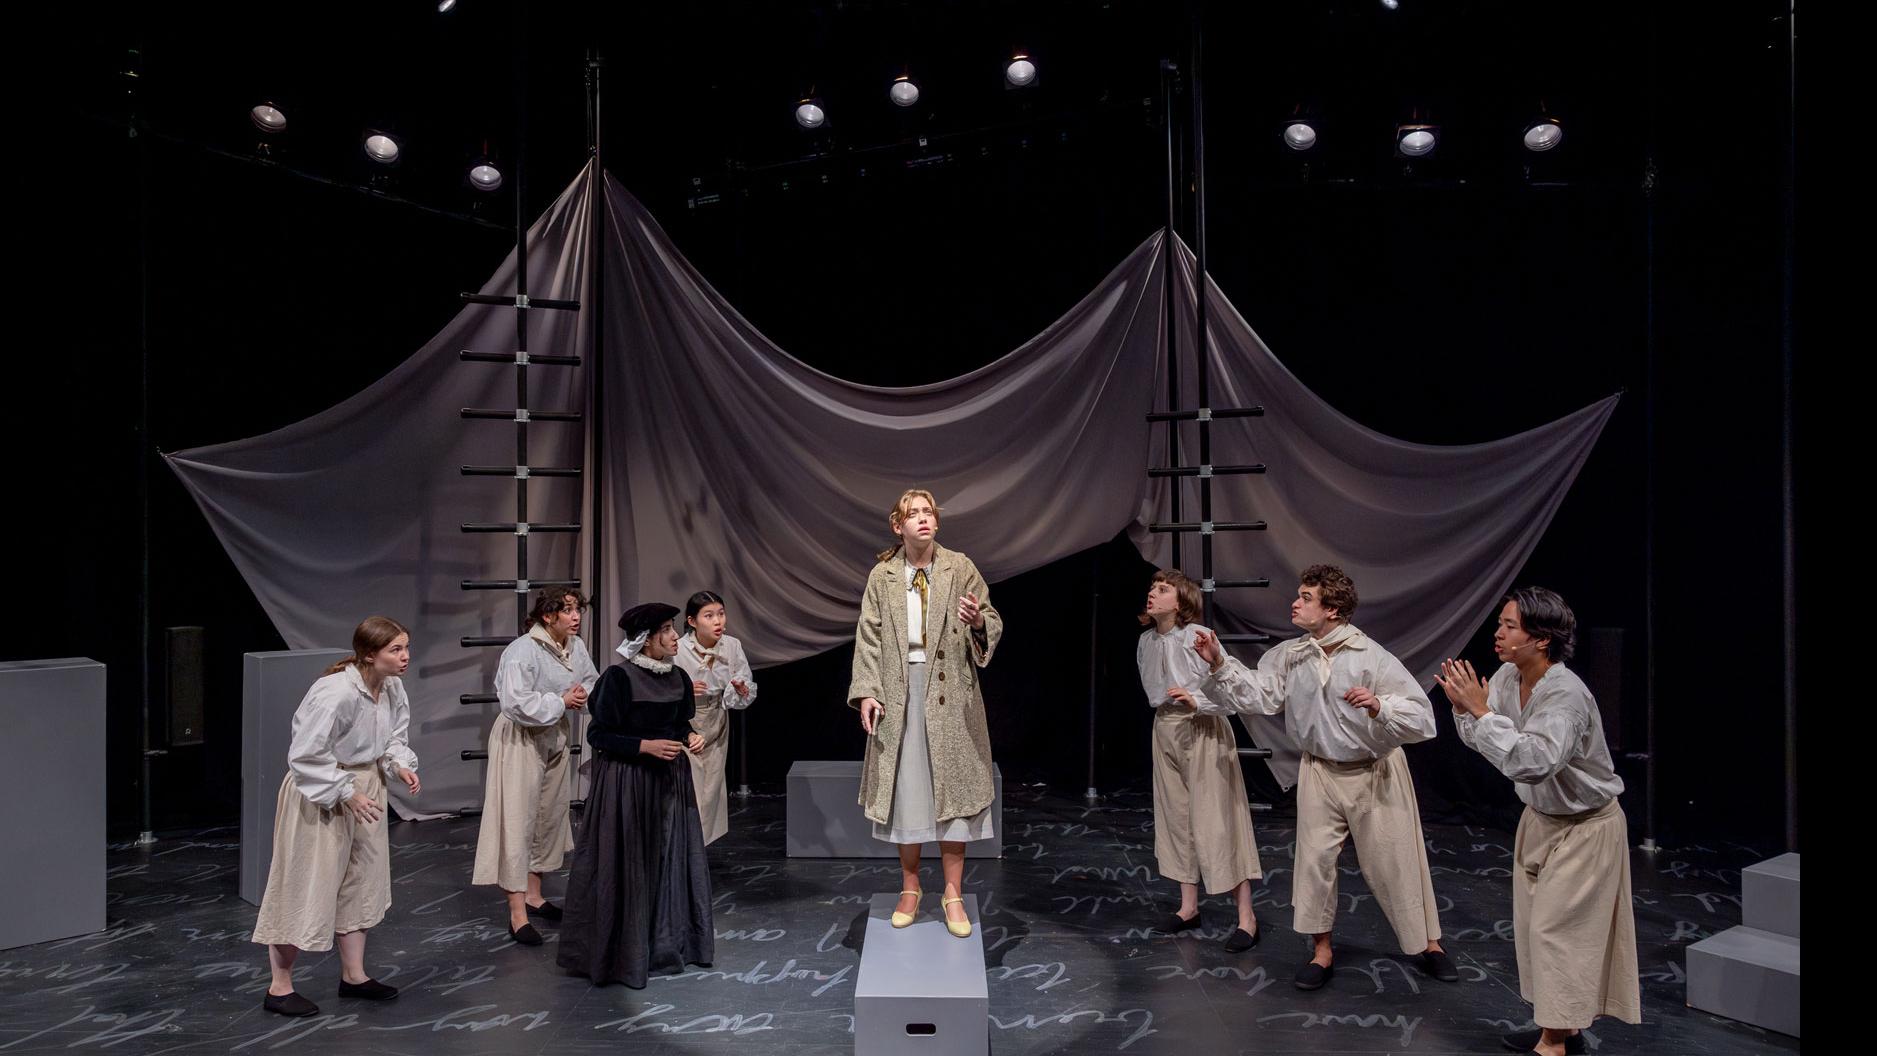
[1574,626,1626,752]
[165,625,206,747]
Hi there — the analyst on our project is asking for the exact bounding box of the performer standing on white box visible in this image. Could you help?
[674,590,758,845]
[1437,587,1641,1056]
[250,616,421,1017]
[1136,568,1263,951]
[850,488,1003,939]
[1195,565,1458,990]
[471,587,598,946]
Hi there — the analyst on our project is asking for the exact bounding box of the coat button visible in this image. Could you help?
[938,695,945,705]
[937,671,946,681]
[936,650,945,660]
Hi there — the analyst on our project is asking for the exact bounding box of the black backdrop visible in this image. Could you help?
[12,0,1797,853]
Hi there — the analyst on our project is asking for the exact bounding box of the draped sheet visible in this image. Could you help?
[170,161,1614,810]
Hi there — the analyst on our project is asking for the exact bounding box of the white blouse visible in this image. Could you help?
[1202,627,1436,762]
[674,632,759,711]
[1135,622,1229,715]
[904,561,932,663]
[494,626,600,726]
[286,665,421,809]
[1456,663,1625,816]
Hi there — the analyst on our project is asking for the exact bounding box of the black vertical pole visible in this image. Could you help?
[1190,3,1213,625]
[1160,57,1183,573]
[586,48,605,629]
[577,47,604,810]
[131,42,158,847]
[1779,1,1797,853]
[1640,156,1659,855]
[513,14,531,634]
[1085,547,1101,801]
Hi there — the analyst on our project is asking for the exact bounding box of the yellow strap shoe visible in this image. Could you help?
[941,895,972,938]
[891,889,922,928]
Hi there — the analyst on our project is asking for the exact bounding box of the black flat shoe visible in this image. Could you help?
[1501,1029,1585,1054]
[336,977,399,1001]
[1155,911,1203,935]
[526,899,563,922]
[1293,961,1334,990]
[262,991,318,1017]
[1221,927,1260,952]
[508,922,544,946]
[1418,948,1460,982]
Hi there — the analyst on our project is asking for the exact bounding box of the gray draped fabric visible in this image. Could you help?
[169,161,1615,811]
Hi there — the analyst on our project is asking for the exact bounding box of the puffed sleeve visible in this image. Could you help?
[1367,653,1438,745]
[287,678,353,809]
[1201,648,1288,716]
[495,639,568,727]
[1467,675,1589,784]
[725,636,758,710]
[379,677,420,779]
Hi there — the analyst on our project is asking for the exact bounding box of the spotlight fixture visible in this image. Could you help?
[1005,54,1037,88]
[363,132,402,165]
[1282,119,1318,152]
[794,98,827,129]
[250,103,286,134]
[1522,115,1564,152]
[438,0,457,11]
[1395,122,1438,157]
[468,159,503,192]
[890,76,920,107]
[1380,0,1400,9]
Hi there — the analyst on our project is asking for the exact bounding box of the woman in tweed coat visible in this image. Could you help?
[849,489,1002,938]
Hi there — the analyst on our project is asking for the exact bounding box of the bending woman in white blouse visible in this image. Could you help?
[251,616,421,1018]
[1437,588,1640,1056]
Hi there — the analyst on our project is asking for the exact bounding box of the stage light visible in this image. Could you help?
[1005,55,1037,88]
[438,0,457,11]
[250,103,286,134]
[468,161,503,191]
[1380,0,1400,9]
[1283,121,1318,152]
[1395,123,1438,157]
[794,99,826,129]
[890,76,920,107]
[364,132,401,165]
[1522,116,1564,152]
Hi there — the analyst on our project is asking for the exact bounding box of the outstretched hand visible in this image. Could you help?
[1436,659,1490,717]
[1193,629,1223,671]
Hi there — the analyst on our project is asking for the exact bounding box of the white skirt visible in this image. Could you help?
[872,661,994,845]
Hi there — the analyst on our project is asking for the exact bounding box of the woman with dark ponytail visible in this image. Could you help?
[250,616,421,1017]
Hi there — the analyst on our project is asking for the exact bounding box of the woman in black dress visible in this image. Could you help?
[557,601,714,987]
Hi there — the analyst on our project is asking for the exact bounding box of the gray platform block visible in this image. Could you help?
[786,760,1001,858]
[1741,852,1799,938]
[0,658,106,950]
[855,892,987,1056]
[1686,925,1800,1038]
[242,649,350,906]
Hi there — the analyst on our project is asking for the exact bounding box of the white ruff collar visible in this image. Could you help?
[628,653,674,674]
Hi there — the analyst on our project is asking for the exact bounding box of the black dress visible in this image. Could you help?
[556,658,714,987]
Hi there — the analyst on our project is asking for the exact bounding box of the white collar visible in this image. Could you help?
[628,652,674,675]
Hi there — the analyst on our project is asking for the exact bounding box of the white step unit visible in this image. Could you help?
[241,649,351,906]
[1685,852,1801,1038]
[854,892,988,1056]
[0,658,106,950]
[1741,852,1799,937]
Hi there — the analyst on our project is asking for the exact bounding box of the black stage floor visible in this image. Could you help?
[0,784,1796,1055]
